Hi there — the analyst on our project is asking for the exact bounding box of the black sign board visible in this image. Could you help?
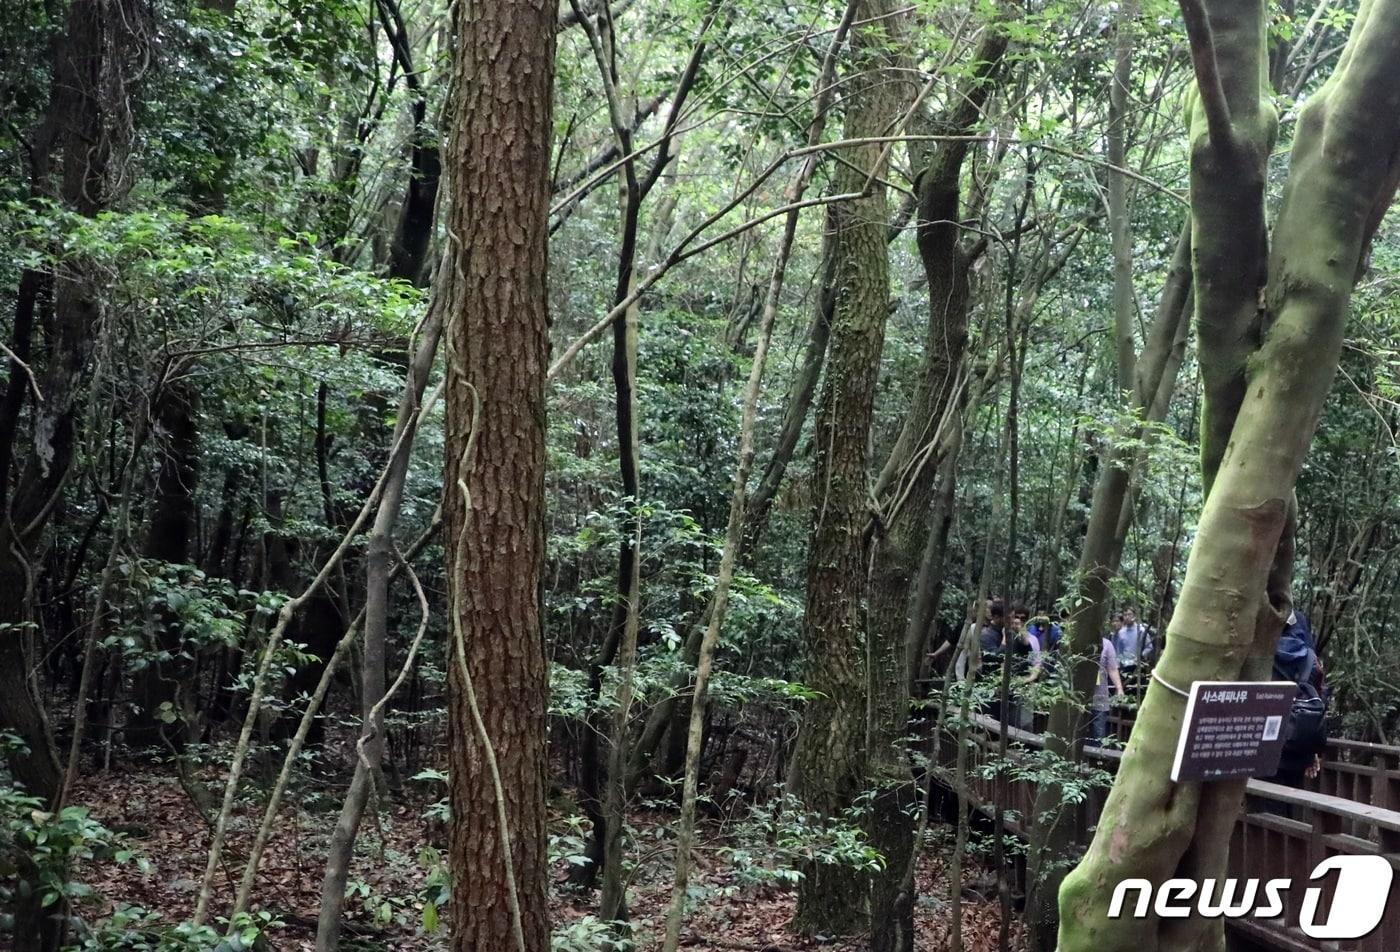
[1170,681,1296,783]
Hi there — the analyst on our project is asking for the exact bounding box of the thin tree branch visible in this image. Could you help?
[1178,0,1236,148]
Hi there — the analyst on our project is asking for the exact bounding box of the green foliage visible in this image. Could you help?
[415,846,450,934]
[0,795,126,911]
[107,561,245,672]
[708,794,885,894]
[6,0,1398,941]
[549,813,595,872]
[552,915,632,952]
[72,907,283,952]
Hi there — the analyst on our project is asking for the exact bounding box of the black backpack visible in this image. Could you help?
[1276,646,1328,754]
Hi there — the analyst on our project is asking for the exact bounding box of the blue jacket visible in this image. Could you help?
[1028,621,1062,651]
[1273,611,1317,684]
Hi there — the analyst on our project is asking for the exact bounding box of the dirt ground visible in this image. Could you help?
[66,768,1025,951]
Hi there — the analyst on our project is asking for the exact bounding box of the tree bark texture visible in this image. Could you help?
[789,0,907,933]
[1058,1,1400,948]
[316,304,443,952]
[864,27,1008,952]
[742,239,836,555]
[0,3,148,949]
[442,0,557,948]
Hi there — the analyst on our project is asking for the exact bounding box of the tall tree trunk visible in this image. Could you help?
[864,27,1008,950]
[1025,7,1195,942]
[599,273,643,923]
[581,1,655,908]
[659,6,861,944]
[742,241,836,554]
[1026,229,1193,950]
[789,0,907,933]
[1,0,144,801]
[388,101,440,287]
[566,4,708,892]
[377,0,440,287]
[0,271,43,513]
[61,414,150,805]
[567,3,645,890]
[903,369,984,691]
[0,2,147,949]
[1058,1,1400,948]
[441,0,556,948]
[130,380,200,748]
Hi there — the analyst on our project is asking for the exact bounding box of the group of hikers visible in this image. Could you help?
[957,598,1156,741]
[954,597,1329,788]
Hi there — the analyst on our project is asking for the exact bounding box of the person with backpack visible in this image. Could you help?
[1267,609,1329,788]
[1113,606,1154,673]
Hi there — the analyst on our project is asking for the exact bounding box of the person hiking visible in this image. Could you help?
[979,597,1007,657]
[1090,636,1125,744]
[1008,605,1044,682]
[1267,609,1328,789]
[952,598,1005,684]
[1114,606,1154,672]
[1005,605,1042,729]
[1027,609,1062,653]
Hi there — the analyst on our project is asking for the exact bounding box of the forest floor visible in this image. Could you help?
[68,765,1025,951]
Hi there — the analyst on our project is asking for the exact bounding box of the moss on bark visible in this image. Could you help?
[1058,1,1400,947]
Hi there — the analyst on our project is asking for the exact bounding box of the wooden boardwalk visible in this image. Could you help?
[956,714,1400,951]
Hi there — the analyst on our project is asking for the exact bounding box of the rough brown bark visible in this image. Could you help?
[441,0,556,948]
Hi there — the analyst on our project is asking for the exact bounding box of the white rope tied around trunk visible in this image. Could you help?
[1151,667,1191,699]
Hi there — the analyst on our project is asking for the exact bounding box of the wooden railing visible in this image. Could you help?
[1312,738,1400,814]
[1105,709,1400,815]
[1231,783,1400,952]
[959,715,1400,951]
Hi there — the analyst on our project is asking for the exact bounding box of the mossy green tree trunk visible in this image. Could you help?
[1058,1,1400,949]
[789,0,907,933]
[863,27,1008,952]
